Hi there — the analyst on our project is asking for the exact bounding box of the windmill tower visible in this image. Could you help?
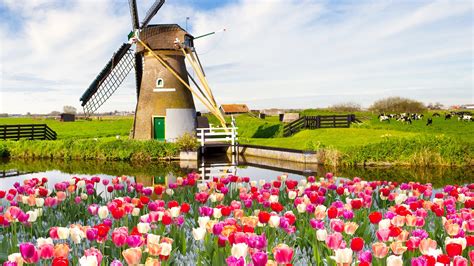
[80,0,227,141]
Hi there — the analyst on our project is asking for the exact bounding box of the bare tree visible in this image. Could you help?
[328,102,361,112]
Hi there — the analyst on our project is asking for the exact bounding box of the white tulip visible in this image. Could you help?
[331,248,353,264]
[98,206,109,219]
[37,237,53,247]
[297,203,307,213]
[81,193,88,200]
[386,255,403,266]
[250,181,257,187]
[268,215,280,228]
[170,207,181,218]
[316,229,327,241]
[147,234,160,245]
[79,255,98,266]
[77,180,86,189]
[395,194,407,205]
[192,227,206,240]
[258,179,266,187]
[378,219,391,230]
[288,191,297,200]
[35,198,44,207]
[70,227,84,244]
[132,208,140,216]
[165,188,174,196]
[26,210,38,223]
[137,222,151,234]
[213,208,222,219]
[198,216,210,228]
[160,242,172,256]
[269,195,279,203]
[57,227,70,240]
[231,243,248,259]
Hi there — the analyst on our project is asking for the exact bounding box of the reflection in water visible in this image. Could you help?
[0,155,472,189]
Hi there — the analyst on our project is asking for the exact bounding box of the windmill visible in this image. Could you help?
[79,0,227,141]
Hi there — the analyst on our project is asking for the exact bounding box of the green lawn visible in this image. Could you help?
[0,117,134,139]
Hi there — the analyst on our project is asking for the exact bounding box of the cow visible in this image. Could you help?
[426,118,433,126]
[445,114,452,120]
[432,113,440,117]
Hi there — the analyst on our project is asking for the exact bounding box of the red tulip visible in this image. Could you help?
[258,211,270,223]
[270,202,283,213]
[350,199,362,210]
[437,254,450,265]
[369,211,382,224]
[286,180,298,189]
[52,257,69,266]
[350,237,364,252]
[446,243,462,258]
[181,203,190,213]
[327,206,338,219]
[162,214,172,225]
[221,206,232,216]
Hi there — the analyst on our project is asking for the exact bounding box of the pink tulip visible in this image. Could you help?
[84,247,103,265]
[453,256,468,266]
[330,219,345,233]
[111,227,128,247]
[38,244,54,259]
[273,244,294,264]
[252,251,268,266]
[325,232,343,250]
[126,235,144,248]
[376,228,391,242]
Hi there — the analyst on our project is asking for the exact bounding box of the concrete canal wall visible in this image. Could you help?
[235,144,319,164]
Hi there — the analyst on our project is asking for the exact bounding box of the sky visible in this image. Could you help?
[0,0,472,114]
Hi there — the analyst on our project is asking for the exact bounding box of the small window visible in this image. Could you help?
[156,78,164,88]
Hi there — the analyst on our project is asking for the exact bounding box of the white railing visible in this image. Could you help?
[196,126,238,153]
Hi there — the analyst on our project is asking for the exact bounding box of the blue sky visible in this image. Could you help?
[0,0,472,114]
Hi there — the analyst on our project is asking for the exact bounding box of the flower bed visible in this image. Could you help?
[0,173,472,265]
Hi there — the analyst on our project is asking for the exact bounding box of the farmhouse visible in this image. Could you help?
[220,104,249,115]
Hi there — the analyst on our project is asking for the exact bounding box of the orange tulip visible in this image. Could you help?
[390,241,407,255]
[391,215,405,227]
[419,238,437,255]
[221,225,237,237]
[344,222,359,235]
[122,247,142,265]
[372,242,389,258]
[56,192,66,202]
[53,243,70,258]
[233,209,244,219]
[395,230,410,242]
[241,216,259,228]
[445,220,460,236]
[145,257,161,266]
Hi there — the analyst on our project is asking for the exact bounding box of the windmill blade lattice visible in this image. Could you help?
[80,43,135,116]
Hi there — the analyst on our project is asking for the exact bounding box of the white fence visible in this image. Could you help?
[196,126,238,153]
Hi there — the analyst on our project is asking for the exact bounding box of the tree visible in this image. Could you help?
[328,102,361,112]
[63,106,77,114]
[50,111,61,116]
[369,97,426,113]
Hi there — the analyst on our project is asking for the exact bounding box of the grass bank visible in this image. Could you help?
[0,138,179,161]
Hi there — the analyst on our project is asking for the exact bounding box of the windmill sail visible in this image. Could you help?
[128,0,140,30]
[134,53,143,99]
[141,0,165,28]
[80,43,135,116]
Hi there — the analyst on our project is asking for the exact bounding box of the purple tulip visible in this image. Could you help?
[358,250,372,263]
[251,251,268,266]
[102,179,110,186]
[19,242,36,259]
[86,228,98,241]
[248,234,267,250]
[110,260,123,266]
[226,256,245,266]
[212,222,224,235]
[126,235,143,247]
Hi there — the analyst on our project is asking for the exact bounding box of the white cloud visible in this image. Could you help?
[0,0,472,114]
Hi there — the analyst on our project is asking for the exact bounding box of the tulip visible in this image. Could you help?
[390,241,407,255]
[419,238,437,255]
[38,244,54,259]
[79,256,98,266]
[273,243,293,264]
[252,251,268,266]
[325,232,343,250]
[331,248,353,264]
[57,227,69,240]
[19,242,36,259]
[350,237,364,252]
[52,257,69,266]
[126,235,144,248]
[122,248,142,265]
[110,260,123,266]
[53,244,70,258]
[98,206,109,219]
[453,256,468,266]
[316,229,328,241]
[192,227,206,241]
[372,242,389,259]
[446,243,462,258]
[231,243,248,259]
[84,247,102,265]
[226,256,245,266]
[386,255,403,266]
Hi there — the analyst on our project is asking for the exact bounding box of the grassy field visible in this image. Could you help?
[207,111,473,166]
[1,111,473,165]
[0,117,133,139]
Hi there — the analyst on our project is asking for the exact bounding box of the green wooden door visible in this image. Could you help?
[153,117,165,140]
